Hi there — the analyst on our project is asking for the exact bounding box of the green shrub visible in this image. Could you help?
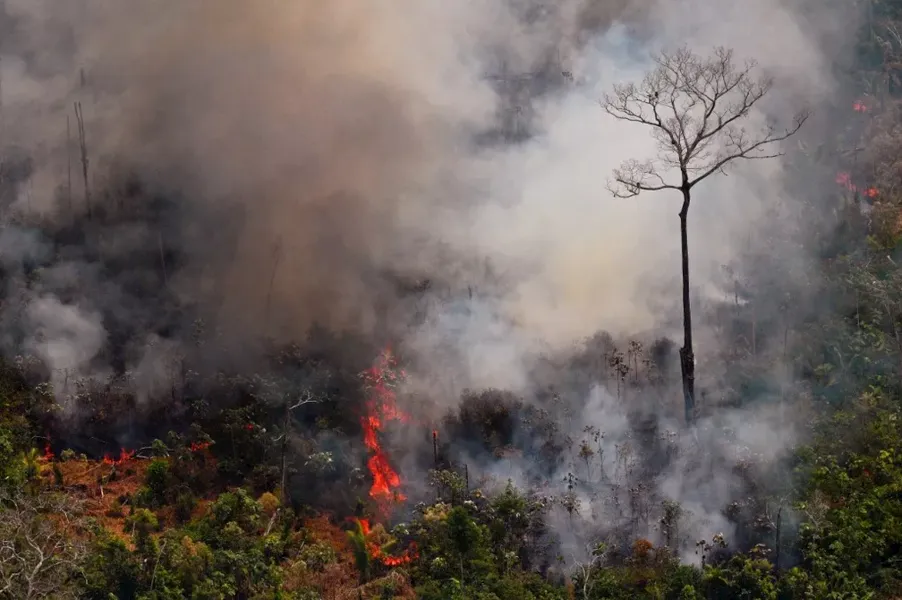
[175,491,196,523]
[145,459,170,505]
[298,541,337,572]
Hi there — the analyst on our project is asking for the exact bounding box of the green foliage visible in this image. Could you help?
[0,427,25,488]
[145,459,171,505]
[702,552,777,600]
[297,541,337,572]
[347,519,373,583]
[77,485,296,599]
[80,536,141,600]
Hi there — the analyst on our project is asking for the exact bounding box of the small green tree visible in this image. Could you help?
[145,459,170,505]
[346,519,372,584]
[447,506,481,584]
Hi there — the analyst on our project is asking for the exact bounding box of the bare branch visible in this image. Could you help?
[288,388,321,410]
[603,45,808,195]
[608,159,681,198]
[0,490,86,599]
[687,110,809,187]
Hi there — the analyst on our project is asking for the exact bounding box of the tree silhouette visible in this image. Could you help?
[602,45,808,423]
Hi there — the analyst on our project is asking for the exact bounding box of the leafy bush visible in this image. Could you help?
[298,541,338,572]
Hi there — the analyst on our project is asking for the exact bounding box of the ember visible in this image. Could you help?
[189,441,212,452]
[360,347,409,516]
[853,99,869,112]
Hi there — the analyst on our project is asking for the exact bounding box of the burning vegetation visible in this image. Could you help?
[102,448,136,467]
[359,347,409,516]
[836,171,879,197]
[6,2,902,599]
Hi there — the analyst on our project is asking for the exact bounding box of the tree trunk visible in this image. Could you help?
[774,504,783,573]
[281,401,289,506]
[679,189,695,424]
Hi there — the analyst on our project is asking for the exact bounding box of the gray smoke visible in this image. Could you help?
[0,0,859,565]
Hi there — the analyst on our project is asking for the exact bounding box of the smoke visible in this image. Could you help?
[0,0,859,565]
[24,295,107,406]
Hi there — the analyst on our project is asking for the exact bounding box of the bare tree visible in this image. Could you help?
[0,491,86,599]
[602,46,808,423]
[73,102,91,220]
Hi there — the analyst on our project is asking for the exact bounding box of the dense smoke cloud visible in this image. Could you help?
[0,0,860,564]
[0,0,842,351]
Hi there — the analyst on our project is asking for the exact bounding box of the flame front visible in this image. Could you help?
[360,347,408,515]
[103,448,135,466]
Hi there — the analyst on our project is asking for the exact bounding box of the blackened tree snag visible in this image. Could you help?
[601,46,808,424]
[74,101,91,220]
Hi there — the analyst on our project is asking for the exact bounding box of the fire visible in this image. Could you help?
[355,518,419,566]
[42,443,54,462]
[359,347,409,515]
[836,171,878,198]
[853,99,869,113]
[348,350,420,569]
[189,441,212,452]
[103,448,135,466]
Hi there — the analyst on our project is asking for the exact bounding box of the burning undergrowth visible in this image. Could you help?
[359,348,409,515]
[0,180,812,568]
[5,234,806,568]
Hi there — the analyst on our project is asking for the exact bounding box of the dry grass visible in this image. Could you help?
[42,456,154,545]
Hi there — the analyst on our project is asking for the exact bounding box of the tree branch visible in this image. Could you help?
[603,44,809,198]
[687,111,809,187]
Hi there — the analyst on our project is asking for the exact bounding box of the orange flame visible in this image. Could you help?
[355,518,419,566]
[42,442,54,462]
[853,99,869,113]
[360,348,409,515]
[349,351,419,569]
[189,441,212,453]
[103,448,135,466]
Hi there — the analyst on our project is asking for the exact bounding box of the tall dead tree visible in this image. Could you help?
[73,102,91,219]
[602,46,808,424]
[263,236,284,336]
[66,115,72,216]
